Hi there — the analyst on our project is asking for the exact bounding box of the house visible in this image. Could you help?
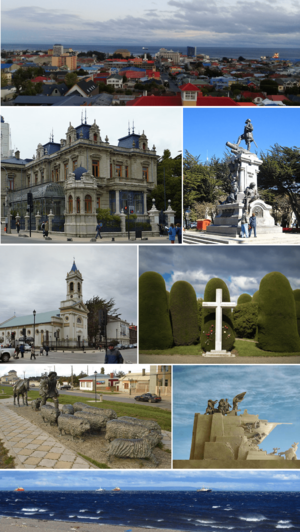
[118,369,150,394]
[65,79,99,98]
[0,370,19,384]
[107,74,123,89]
[79,373,119,391]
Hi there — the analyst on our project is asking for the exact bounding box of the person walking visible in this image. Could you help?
[95,222,103,240]
[45,345,50,356]
[15,345,20,359]
[168,223,176,244]
[240,213,249,238]
[176,223,182,244]
[41,221,45,237]
[16,220,20,234]
[104,341,124,364]
[30,344,36,360]
[249,212,257,238]
[19,344,25,358]
[44,220,49,237]
[40,345,44,356]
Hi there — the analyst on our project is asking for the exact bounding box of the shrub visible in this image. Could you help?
[293,289,300,336]
[169,281,199,345]
[257,272,300,352]
[237,293,252,305]
[233,302,258,339]
[139,272,173,350]
[200,278,235,351]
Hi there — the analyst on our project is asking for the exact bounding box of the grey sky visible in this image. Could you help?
[0,363,149,378]
[139,246,300,303]
[0,245,137,324]
[3,108,182,162]
[173,365,300,460]
[2,0,300,46]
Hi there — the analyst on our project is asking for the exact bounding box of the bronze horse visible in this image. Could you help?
[13,378,30,406]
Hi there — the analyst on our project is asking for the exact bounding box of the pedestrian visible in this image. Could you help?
[176,223,182,244]
[30,344,36,360]
[19,344,25,358]
[5,217,8,232]
[240,213,248,238]
[16,220,20,234]
[95,221,103,240]
[168,223,176,244]
[249,212,257,238]
[15,346,20,359]
[104,341,124,364]
[40,345,44,356]
[45,345,49,356]
[44,220,49,237]
[41,221,45,237]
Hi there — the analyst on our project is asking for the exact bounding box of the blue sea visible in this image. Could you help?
[1,44,300,62]
[0,491,299,530]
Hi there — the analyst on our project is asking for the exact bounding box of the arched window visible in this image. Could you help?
[78,283,81,293]
[76,197,80,213]
[70,282,74,292]
[68,195,73,213]
[143,142,146,150]
[69,135,71,144]
[94,133,97,143]
[85,195,92,213]
[77,317,82,324]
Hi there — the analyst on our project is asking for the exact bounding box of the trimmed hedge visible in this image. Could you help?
[200,278,235,351]
[169,281,199,345]
[139,272,173,350]
[237,293,252,305]
[257,272,300,352]
[233,302,258,339]
[293,289,300,336]
[252,290,259,303]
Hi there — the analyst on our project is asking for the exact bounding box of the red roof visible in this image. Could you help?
[179,83,201,91]
[241,91,265,100]
[123,71,145,79]
[237,102,257,106]
[31,76,51,83]
[127,94,239,106]
[196,96,239,106]
[146,70,160,78]
[268,95,290,102]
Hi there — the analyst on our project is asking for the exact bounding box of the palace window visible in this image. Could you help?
[142,167,148,181]
[8,178,14,190]
[125,166,128,178]
[69,135,71,145]
[72,160,77,171]
[76,197,80,213]
[110,163,112,178]
[41,172,44,183]
[27,176,30,187]
[55,168,59,182]
[51,170,54,182]
[35,173,38,185]
[64,163,68,180]
[70,283,74,292]
[92,160,99,177]
[93,133,97,143]
[143,142,146,150]
[85,195,92,213]
[97,198,100,210]
[116,165,122,177]
[68,195,73,213]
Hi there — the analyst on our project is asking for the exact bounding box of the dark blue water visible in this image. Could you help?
[0,491,299,530]
[1,44,300,62]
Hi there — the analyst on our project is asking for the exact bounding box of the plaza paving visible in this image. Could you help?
[11,349,137,364]
[183,229,300,245]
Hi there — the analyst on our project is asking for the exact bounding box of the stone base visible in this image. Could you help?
[202,350,235,357]
[173,459,300,469]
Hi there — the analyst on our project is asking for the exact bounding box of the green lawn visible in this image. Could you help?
[0,387,171,432]
[140,345,203,356]
[234,339,300,357]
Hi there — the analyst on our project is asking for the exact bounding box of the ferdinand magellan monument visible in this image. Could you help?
[173,392,300,470]
[206,120,281,238]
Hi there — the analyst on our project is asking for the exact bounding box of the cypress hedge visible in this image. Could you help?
[237,293,252,305]
[169,281,199,345]
[139,272,173,350]
[233,302,258,339]
[257,272,300,352]
[200,278,235,351]
[293,289,300,336]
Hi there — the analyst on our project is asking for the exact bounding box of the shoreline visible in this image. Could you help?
[0,517,184,532]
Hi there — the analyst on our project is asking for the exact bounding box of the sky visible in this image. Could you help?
[173,365,300,460]
[1,470,300,491]
[184,108,300,162]
[139,246,300,303]
[0,246,137,324]
[0,364,149,379]
[2,108,182,162]
[1,0,300,47]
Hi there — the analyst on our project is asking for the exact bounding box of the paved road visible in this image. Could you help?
[10,349,138,364]
[60,390,171,410]
[1,234,173,245]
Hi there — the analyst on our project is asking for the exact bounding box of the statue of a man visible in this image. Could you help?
[237,119,257,151]
[39,371,59,409]
[244,182,259,213]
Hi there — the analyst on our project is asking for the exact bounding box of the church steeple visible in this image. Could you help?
[65,259,83,302]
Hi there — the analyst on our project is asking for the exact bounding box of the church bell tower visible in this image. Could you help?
[65,260,83,303]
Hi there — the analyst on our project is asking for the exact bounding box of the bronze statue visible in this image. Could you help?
[39,371,59,409]
[13,379,30,407]
[244,182,259,213]
[237,119,258,151]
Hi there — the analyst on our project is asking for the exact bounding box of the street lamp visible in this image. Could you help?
[33,310,36,350]
[94,370,97,403]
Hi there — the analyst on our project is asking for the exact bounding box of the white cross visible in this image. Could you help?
[202,289,236,353]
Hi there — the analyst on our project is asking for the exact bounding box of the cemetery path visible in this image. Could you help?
[0,400,95,469]
[139,355,300,364]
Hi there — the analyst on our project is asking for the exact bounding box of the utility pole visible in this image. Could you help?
[71,365,73,387]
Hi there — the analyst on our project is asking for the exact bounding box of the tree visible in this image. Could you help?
[77,68,89,76]
[184,151,227,211]
[148,150,182,219]
[169,281,199,345]
[123,75,127,83]
[259,145,300,223]
[114,370,125,378]
[65,72,78,88]
[1,72,8,88]
[86,296,120,342]
[13,68,34,94]
[260,80,278,95]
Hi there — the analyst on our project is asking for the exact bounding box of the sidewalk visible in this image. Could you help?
[0,400,94,469]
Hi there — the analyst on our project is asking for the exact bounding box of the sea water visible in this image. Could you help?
[0,491,299,530]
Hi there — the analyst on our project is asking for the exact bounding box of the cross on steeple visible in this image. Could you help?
[202,289,236,357]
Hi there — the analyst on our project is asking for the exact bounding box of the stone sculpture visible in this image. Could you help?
[41,405,60,425]
[237,119,257,151]
[105,419,162,448]
[244,182,260,213]
[232,392,247,413]
[57,414,91,440]
[217,398,231,415]
[107,438,159,466]
[279,442,298,460]
[61,404,74,415]
[118,417,162,432]
[39,372,59,409]
[31,398,41,411]
[72,402,117,419]
[205,400,218,415]
[13,379,30,407]
[74,411,109,432]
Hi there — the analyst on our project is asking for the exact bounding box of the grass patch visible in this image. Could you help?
[139,345,203,356]
[77,453,110,469]
[0,439,15,469]
[234,340,300,357]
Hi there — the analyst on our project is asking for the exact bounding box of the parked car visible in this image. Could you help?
[190,221,197,229]
[134,393,162,403]
[0,347,15,362]
[60,385,71,390]
[18,343,31,351]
